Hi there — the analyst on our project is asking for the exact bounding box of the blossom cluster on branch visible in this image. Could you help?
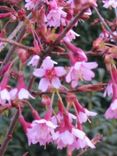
[0,0,117,155]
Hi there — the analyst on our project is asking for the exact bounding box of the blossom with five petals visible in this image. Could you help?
[33,56,66,92]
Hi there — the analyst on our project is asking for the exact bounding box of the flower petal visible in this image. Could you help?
[55,67,66,77]
[38,78,50,92]
[33,68,45,77]
[18,88,34,100]
[52,77,61,89]
[42,56,57,70]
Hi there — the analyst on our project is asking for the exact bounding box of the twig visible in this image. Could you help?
[31,83,106,96]
[77,134,103,156]
[0,21,24,52]
[45,3,92,53]
[94,7,117,41]
[0,37,35,52]
[0,110,19,156]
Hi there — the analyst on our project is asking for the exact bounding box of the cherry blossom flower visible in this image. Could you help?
[26,119,57,145]
[25,0,39,10]
[104,81,113,97]
[78,109,97,123]
[66,61,98,88]
[10,73,34,100]
[71,128,95,149]
[0,74,11,106]
[33,56,66,92]
[64,41,88,63]
[74,98,97,123]
[63,30,80,42]
[105,99,117,119]
[27,55,40,67]
[46,7,67,28]
[52,127,95,150]
[52,130,75,149]
[103,0,117,8]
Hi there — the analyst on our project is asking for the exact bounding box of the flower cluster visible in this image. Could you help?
[1,0,117,154]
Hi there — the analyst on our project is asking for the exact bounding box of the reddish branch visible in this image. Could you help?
[0,110,19,156]
[0,37,35,52]
[45,3,93,53]
[31,83,106,96]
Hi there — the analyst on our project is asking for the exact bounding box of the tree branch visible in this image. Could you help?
[31,83,106,96]
[0,37,36,52]
[0,110,19,156]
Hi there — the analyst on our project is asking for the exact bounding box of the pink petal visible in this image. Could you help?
[74,62,82,70]
[71,80,78,88]
[83,62,98,69]
[78,112,88,123]
[72,128,85,139]
[82,69,95,81]
[33,68,45,77]
[27,55,40,67]
[42,56,57,70]
[110,99,117,110]
[18,88,34,100]
[85,109,97,116]
[0,89,10,101]
[85,136,95,148]
[55,67,66,77]
[9,88,18,100]
[52,77,61,89]
[38,78,50,92]
[66,67,73,83]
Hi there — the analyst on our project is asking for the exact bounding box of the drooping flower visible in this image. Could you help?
[51,109,95,150]
[64,41,87,64]
[0,74,11,106]
[66,61,98,88]
[27,119,57,145]
[33,56,66,92]
[105,99,117,119]
[63,30,80,42]
[66,93,97,123]
[73,97,97,123]
[25,0,39,10]
[10,73,34,100]
[104,81,113,97]
[46,7,67,28]
[27,55,40,67]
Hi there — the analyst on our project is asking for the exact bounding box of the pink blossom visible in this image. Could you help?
[52,128,95,150]
[103,0,117,8]
[78,109,97,123]
[66,61,98,88]
[25,0,39,10]
[52,130,74,149]
[64,41,88,63]
[26,119,57,146]
[27,55,40,67]
[104,81,113,97]
[72,128,95,149]
[63,30,80,42]
[0,74,11,106]
[10,73,34,100]
[33,56,66,92]
[46,7,67,28]
[105,99,117,119]
[74,99,97,123]
[84,8,92,16]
